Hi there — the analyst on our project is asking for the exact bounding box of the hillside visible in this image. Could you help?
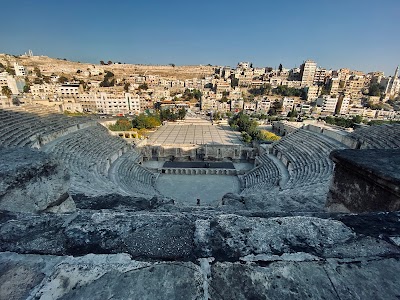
[0,53,216,80]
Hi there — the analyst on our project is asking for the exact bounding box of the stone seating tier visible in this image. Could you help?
[241,154,280,189]
[270,129,342,190]
[42,124,156,197]
[112,152,159,196]
[0,106,93,148]
[349,124,400,149]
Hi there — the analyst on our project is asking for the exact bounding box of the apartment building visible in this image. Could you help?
[282,97,295,111]
[306,85,320,101]
[243,102,257,111]
[0,72,19,94]
[328,77,340,96]
[344,76,365,99]
[313,68,327,85]
[57,82,82,98]
[31,83,56,99]
[300,60,317,87]
[95,92,140,115]
[14,62,27,77]
[336,96,351,115]
[316,96,338,115]
[256,99,271,113]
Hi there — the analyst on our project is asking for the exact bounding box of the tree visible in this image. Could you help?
[287,108,298,118]
[107,61,113,65]
[169,63,175,67]
[108,119,133,131]
[248,84,271,96]
[6,67,15,75]
[138,83,148,90]
[23,84,30,93]
[100,61,105,65]
[1,86,12,97]
[100,71,115,87]
[241,132,252,143]
[58,76,68,83]
[368,83,383,97]
[33,67,41,77]
[278,64,283,72]
[177,108,186,120]
[258,130,281,142]
[124,82,130,92]
[132,113,161,129]
[352,115,363,124]
[104,71,114,78]
[230,76,239,88]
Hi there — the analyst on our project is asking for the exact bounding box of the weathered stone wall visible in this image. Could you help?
[140,144,255,161]
[0,147,75,213]
[327,149,400,212]
[1,210,400,299]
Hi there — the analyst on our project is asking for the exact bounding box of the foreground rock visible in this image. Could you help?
[1,251,400,300]
[1,210,399,261]
[0,147,75,213]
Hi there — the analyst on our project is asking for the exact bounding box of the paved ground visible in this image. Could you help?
[156,174,240,205]
[148,118,243,145]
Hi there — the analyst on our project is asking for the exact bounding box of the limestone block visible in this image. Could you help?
[0,147,75,213]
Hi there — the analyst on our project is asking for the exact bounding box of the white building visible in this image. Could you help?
[306,85,320,101]
[337,97,351,115]
[316,96,338,115]
[300,103,311,114]
[256,99,271,113]
[57,82,82,98]
[384,66,400,98]
[0,72,19,94]
[243,102,256,112]
[300,60,317,87]
[282,97,295,111]
[14,62,27,77]
[95,92,140,115]
[31,83,56,99]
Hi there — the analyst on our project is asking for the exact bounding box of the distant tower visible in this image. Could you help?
[386,66,400,97]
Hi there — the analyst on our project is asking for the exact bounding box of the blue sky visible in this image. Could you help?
[1,0,399,75]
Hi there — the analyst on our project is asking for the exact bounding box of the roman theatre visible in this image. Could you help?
[1,103,400,299]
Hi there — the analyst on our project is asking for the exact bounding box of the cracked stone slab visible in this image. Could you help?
[0,211,195,260]
[0,252,203,300]
[209,215,400,260]
[0,147,74,213]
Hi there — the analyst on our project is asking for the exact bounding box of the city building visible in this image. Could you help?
[300,60,317,87]
[95,92,140,115]
[57,82,82,98]
[13,62,27,77]
[316,96,338,115]
[384,66,399,97]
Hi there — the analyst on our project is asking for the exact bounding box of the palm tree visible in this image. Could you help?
[1,86,12,98]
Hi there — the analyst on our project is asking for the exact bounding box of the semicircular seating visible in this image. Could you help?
[42,123,158,198]
[0,104,95,148]
[348,124,400,149]
[240,154,281,195]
